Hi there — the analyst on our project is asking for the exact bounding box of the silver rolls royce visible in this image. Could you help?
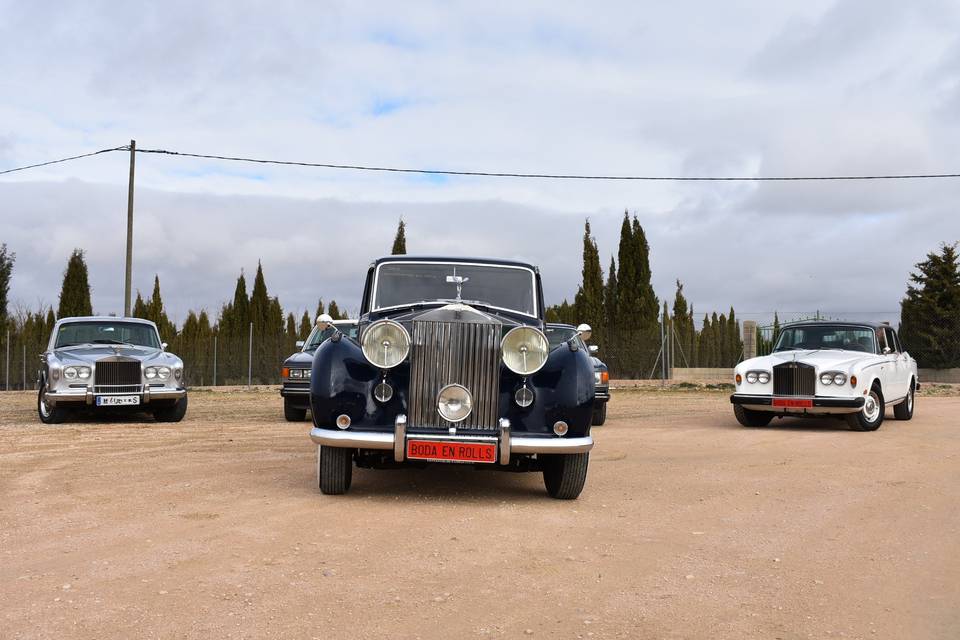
[38,316,188,424]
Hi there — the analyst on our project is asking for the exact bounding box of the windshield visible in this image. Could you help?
[304,323,358,350]
[545,325,581,349]
[373,262,538,316]
[774,325,877,353]
[55,321,161,349]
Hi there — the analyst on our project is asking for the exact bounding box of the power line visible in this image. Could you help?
[2,143,960,181]
[134,147,960,181]
[0,146,128,176]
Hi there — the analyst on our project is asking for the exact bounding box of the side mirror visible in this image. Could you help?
[161,342,168,350]
[883,347,892,355]
[589,345,599,354]
[295,340,305,348]
[576,323,592,342]
[316,313,334,330]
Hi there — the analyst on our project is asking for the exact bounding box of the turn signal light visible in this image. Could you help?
[281,367,290,378]
[600,371,609,384]
[850,375,857,388]
[735,373,742,385]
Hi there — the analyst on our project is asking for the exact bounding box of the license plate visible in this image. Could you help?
[406,440,497,464]
[96,395,141,406]
[772,397,813,408]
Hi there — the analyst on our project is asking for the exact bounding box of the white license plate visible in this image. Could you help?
[96,395,140,406]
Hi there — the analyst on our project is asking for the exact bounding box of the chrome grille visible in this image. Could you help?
[773,362,815,397]
[408,320,501,431]
[95,360,142,395]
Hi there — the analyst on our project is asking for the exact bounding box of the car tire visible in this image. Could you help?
[733,404,773,427]
[153,396,188,423]
[284,399,307,422]
[542,452,589,500]
[846,385,884,431]
[37,382,70,424]
[318,446,353,495]
[893,381,915,421]
[592,402,607,426]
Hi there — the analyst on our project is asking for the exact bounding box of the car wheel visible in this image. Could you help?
[284,399,307,422]
[318,446,353,495]
[846,385,884,431]
[893,381,915,421]
[153,396,188,423]
[733,404,773,427]
[542,452,589,500]
[591,402,607,426]
[37,383,70,424]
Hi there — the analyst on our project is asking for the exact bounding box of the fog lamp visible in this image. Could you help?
[437,384,473,422]
[553,421,569,436]
[374,381,393,403]
[515,386,534,408]
[335,414,351,430]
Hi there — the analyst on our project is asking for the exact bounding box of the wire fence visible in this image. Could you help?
[2,311,958,391]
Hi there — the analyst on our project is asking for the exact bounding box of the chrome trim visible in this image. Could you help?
[370,261,539,318]
[409,318,500,431]
[310,427,394,450]
[310,425,593,455]
[394,414,407,462]
[498,418,511,466]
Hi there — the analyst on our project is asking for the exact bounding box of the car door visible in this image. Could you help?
[887,327,911,399]
[881,327,906,400]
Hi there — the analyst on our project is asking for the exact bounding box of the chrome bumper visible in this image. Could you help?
[310,415,594,465]
[44,387,187,406]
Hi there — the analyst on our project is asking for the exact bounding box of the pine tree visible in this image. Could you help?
[315,299,325,320]
[327,300,347,320]
[604,255,617,333]
[697,313,712,367]
[900,243,960,368]
[132,292,147,318]
[672,281,695,368]
[573,220,605,345]
[57,249,93,318]
[631,216,659,326]
[0,244,14,332]
[299,311,312,338]
[391,217,407,254]
[727,307,741,365]
[144,275,175,339]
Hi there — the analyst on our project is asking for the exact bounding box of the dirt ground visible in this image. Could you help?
[1,388,958,640]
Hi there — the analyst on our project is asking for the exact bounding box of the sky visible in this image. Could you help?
[1,1,959,327]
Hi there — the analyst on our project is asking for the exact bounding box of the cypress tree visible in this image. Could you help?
[900,243,960,368]
[0,244,14,332]
[132,292,147,318]
[145,275,175,339]
[327,300,347,320]
[573,220,605,345]
[604,255,617,333]
[391,218,407,255]
[315,298,325,320]
[672,281,695,368]
[631,216,659,326]
[57,249,93,318]
[727,307,741,364]
[697,313,712,367]
[299,311,312,338]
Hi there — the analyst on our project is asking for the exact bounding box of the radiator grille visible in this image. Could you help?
[773,362,815,397]
[95,360,142,394]
[408,320,501,431]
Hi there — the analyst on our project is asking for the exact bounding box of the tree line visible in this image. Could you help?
[546,212,745,377]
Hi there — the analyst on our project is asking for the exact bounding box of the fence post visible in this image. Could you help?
[5,329,9,392]
[659,320,666,386]
[23,343,27,390]
[212,335,218,387]
[247,322,253,389]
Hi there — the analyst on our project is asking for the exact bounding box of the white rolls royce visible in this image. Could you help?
[730,321,918,431]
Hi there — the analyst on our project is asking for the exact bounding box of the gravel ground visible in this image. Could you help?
[1,388,958,639]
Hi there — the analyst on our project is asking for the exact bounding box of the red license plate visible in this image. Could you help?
[406,440,497,464]
[772,397,813,408]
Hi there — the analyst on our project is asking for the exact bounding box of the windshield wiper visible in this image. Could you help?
[92,339,135,346]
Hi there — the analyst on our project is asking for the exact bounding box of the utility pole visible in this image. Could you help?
[212,335,218,387]
[124,140,136,317]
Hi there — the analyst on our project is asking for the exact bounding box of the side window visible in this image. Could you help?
[885,328,900,353]
[875,328,888,353]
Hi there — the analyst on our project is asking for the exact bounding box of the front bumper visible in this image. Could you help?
[45,387,187,407]
[730,394,866,414]
[310,415,594,466]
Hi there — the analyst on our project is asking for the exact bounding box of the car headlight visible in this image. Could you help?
[594,372,602,384]
[501,326,549,376]
[833,373,846,385]
[437,384,473,422]
[361,320,410,369]
[820,372,834,385]
[145,366,171,380]
[757,371,770,384]
[746,372,758,384]
[289,369,302,379]
[64,366,91,380]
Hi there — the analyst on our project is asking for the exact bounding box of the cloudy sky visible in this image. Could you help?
[2,1,959,326]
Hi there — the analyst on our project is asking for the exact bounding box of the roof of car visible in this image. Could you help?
[55,316,157,326]
[782,320,892,330]
[372,255,539,272]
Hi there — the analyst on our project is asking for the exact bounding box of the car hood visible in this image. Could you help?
[51,344,176,364]
[283,351,315,367]
[740,349,883,372]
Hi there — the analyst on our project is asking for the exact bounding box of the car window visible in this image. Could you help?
[884,327,899,353]
[55,321,160,349]
[876,328,888,353]
[774,325,876,353]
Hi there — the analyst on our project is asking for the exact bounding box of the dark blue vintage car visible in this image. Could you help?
[308,256,596,499]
